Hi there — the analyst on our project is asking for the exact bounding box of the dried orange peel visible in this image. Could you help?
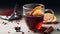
[27,6,43,16]
[32,8,42,16]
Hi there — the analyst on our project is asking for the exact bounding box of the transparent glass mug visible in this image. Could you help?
[44,9,54,23]
[23,4,54,31]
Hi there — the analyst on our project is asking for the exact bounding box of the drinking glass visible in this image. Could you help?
[23,4,54,31]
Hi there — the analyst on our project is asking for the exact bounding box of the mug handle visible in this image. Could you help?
[44,9,54,22]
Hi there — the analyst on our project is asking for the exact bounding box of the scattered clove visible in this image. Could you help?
[2,22,7,25]
[4,23,7,25]
[17,23,19,24]
[44,26,53,34]
[2,22,4,24]
[14,26,21,32]
[22,32,24,34]
[8,31,10,33]
[57,29,60,32]
[28,31,30,32]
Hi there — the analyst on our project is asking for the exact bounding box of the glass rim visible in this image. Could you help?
[45,9,54,15]
[23,3,44,9]
[25,14,44,17]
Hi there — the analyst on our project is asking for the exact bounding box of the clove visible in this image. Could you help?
[57,29,60,32]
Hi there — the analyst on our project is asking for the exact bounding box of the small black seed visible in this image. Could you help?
[2,22,4,24]
[22,32,24,34]
[14,26,21,32]
[17,23,19,24]
[57,29,60,31]
[8,31,10,33]
[28,31,30,32]
[4,23,7,25]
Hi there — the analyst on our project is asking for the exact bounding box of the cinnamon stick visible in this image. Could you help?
[44,26,53,34]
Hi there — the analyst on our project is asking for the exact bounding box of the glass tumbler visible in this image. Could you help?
[23,4,45,31]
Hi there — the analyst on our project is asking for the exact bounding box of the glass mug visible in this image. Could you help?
[23,4,54,31]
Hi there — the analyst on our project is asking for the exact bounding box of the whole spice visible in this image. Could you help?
[2,22,4,24]
[22,32,24,34]
[28,31,30,32]
[17,23,19,24]
[14,26,21,32]
[44,26,53,34]
[8,31,10,33]
[4,23,7,25]
[57,29,60,32]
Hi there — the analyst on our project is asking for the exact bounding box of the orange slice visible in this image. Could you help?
[44,13,53,21]
[51,15,57,22]
[44,13,57,24]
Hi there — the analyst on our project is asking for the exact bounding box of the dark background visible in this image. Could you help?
[0,0,60,15]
